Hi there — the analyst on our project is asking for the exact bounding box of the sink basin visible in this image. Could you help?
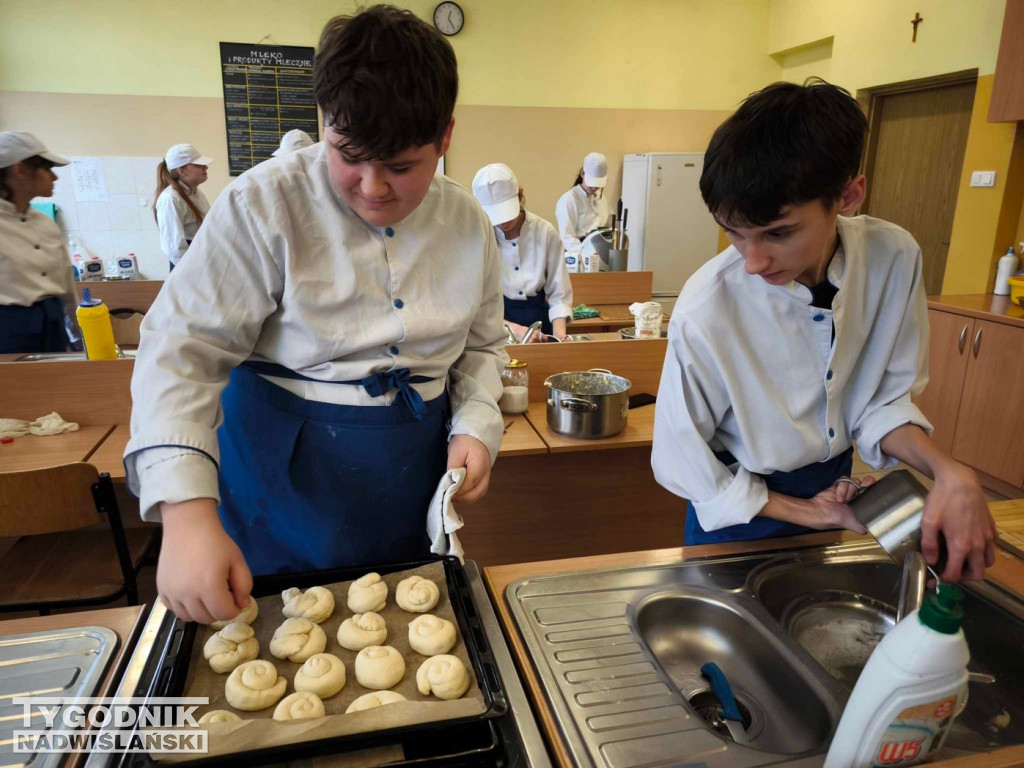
[636,589,834,755]
[14,350,136,361]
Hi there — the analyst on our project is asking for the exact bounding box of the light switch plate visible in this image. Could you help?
[970,171,997,187]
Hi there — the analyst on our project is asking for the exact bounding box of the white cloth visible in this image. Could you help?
[496,211,573,322]
[554,185,609,259]
[155,185,210,265]
[651,215,932,532]
[427,468,467,563]
[0,412,79,437]
[126,143,507,523]
[0,199,77,315]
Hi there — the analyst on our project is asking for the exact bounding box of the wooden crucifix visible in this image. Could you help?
[911,12,923,42]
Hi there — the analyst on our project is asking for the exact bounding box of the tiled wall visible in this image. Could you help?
[38,156,170,280]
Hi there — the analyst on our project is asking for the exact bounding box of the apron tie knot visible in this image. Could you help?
[359,368,428,419]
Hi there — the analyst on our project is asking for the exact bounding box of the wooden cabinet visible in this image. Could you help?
[915,310,973,454]
[989,0,1024,122]
[950,319,1024,486]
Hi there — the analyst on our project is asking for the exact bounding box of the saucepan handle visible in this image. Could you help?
[560,398,599,413]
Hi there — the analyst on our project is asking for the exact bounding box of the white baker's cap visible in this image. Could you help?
[582,152,607,187]
[164,144,213,171]
[472,163,521,226]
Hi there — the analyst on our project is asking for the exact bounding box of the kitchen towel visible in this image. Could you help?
[426,467,466,563]
[0,411,79,438]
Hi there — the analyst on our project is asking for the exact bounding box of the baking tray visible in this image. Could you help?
[0,626,119,768]
[116,556,509,767]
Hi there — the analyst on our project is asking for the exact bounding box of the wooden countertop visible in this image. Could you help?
[524,401,654,452]
[929,294,1024,329]
[87,424,128,479]
[569,304,662,330]
[484,523,1024,768]
[497,414,548,456]
[0,424,115,473]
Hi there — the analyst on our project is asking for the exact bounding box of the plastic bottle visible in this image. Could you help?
[68,237,83,282]
[824,586,969,768]
[76,288,118,360]
[993,246,1019,295]
[117,253,138,280]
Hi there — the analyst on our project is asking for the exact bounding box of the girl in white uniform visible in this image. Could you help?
[555,152,610,266]
[472,163,573,341]
[153,143,212,272]
[0,132,79,353]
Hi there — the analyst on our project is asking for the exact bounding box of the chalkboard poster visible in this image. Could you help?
[219,42,319,176]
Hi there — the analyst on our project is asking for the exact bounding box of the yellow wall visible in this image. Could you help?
[0,0,779,110]
[943,77,1024,294]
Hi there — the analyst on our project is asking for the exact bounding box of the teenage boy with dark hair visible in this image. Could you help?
[126,5,507,622]
[652,79,996,582]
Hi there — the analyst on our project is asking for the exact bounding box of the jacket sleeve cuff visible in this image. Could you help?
[548,302,572,322]
[854,402,933,469]
[127,447,221,523]
[448,398,504,467]
[691,467,769,532]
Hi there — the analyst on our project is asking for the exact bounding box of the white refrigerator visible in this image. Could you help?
[621,152,721,303]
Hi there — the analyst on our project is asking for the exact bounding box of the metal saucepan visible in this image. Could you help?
[544,368,632,439]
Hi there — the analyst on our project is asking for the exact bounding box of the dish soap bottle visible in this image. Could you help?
[76,288,118,360]
[824,585,969,768]
[994,246,1019,295]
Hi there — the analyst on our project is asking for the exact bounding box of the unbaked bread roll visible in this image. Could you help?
[408,614,457,656]
[225,660,287,711]
[198,710,241,724]
[348,573,388,613]
[281,586,335,624]
[203,622,259,674]
[210,600,259,630]
[395,575,440,613]
[269,617,327,663]
[272,691,326,721]
[354,645,405,690]
[416,655,470,700]
[345,691,407,713]
[294,653,346,699]
[337,612,387,651]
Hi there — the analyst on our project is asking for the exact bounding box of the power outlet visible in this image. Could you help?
[970,171,997,187]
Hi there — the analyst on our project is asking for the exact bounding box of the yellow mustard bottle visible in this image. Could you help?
[76,288,117,360]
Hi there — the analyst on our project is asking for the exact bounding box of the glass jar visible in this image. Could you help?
[499,359,529,414]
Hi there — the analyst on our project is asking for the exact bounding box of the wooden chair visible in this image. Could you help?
[0,463,157,614]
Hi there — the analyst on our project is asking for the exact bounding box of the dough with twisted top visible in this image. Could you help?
[347,573,388,613]
[198,710,241,724]
[416,655,470,700]
[272,691,326,721]
[408,614,457,656]
[337,612,387,651]
[395,575,440,613]
[210,600,259,630]
[354,645,405,690]
[203,622,260,673]
[225,660,287,711]
[269,617,327,663]
[281,586,335,624]
[345,690,407,713]
[294,653,347,699]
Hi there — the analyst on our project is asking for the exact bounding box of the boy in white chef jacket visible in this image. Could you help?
[555,152,610,266]
[652,79,995,583]
[125,6,507,623]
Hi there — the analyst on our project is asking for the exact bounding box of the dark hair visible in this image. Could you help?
[0,155,51,201]
[314,4,458,162]
[700,78,867,227]
[572,166,583,187]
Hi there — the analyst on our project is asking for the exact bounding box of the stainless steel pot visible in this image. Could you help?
[544,368,631,439]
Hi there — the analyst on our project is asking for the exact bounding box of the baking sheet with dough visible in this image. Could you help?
[155,561,485,763]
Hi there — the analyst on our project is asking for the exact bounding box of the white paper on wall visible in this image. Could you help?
[70,157,109,203]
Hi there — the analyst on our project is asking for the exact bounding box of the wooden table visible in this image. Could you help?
[88,424,129,479]
[524,400,654,452]
[497,414,547,456]
[0,424,115,473]
[569,303,662,331]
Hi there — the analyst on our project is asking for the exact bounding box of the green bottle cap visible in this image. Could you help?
[918,584,965,634]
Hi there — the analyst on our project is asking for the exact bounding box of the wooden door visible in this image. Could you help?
[863,80,976,296]
[914,310,973,454]
[951,319,1024,487]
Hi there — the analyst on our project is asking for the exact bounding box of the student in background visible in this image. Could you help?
[153,144,212,272]
[472,163,572,342]
[555,152,609,264]
[0,131,80,353]
[272,129,316,157]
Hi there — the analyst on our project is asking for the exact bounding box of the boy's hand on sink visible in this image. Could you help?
[808,478,875,533]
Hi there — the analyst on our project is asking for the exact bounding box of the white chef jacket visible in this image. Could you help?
[496,211,573,322]
[651,215,932,532]
[0,198,78,319]
[126,142,508,522]
[555,185,609,258]
[155,184,210,265]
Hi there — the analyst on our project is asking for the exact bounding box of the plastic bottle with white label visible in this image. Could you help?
[824,585,969,768]
[68,237,83,281]
[993,247,1019,295]
[117,253,138,279]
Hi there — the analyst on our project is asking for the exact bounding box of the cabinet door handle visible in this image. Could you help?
[958,325,968,354]
[971,328,982,358]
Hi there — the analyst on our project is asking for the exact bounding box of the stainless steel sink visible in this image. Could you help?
[506,540,1024,767]
[14,350,136,361]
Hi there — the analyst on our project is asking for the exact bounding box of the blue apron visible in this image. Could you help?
[684,446,854,545]
[0,297,68,354]
[504,290,552,336]
[217,362,449,576]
